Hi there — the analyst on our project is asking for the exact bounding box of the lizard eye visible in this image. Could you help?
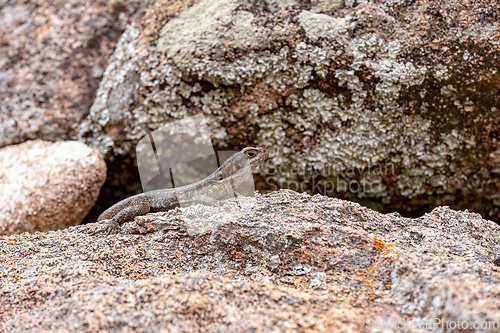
[246,150,257,158]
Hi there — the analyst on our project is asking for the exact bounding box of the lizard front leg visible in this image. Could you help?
[90,196,151,235]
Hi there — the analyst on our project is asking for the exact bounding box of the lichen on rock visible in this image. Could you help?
[79,0,500,222]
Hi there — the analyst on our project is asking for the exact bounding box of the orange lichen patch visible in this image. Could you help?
[354,273,366,280]
[7,239,15,244]
[383,249,397,255]
[39,26,50,38]
[137,274,148,279]
[372,237,399,257]
[353,237,400,301]
[13,275,22,281]
[372,237,393,250]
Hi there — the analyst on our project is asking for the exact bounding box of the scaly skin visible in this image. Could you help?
[92,147,269,234]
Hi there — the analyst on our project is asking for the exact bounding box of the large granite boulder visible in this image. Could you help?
[0,140,107,235]
[1,190,499,331]
[0,0,142,148]
[79,0,500,222]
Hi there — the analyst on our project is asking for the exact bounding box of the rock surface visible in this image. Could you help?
[0,140,107,235]
[79,0,500,223]
[0,0,142,148]
[1,190,499,332]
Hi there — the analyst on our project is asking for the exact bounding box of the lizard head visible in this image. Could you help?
[218,146,269,183]
[241,147,269,171]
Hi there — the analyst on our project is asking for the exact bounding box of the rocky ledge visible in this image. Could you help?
[1,190,498,332]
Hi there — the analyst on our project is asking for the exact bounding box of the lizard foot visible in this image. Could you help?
[87,219,121,235]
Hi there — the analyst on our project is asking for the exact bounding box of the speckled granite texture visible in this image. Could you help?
[1,190,499,332]
[0,0,143,148]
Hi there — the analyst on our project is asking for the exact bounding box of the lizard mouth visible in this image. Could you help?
[262,148,269,160]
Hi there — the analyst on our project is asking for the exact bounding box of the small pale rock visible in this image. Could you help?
[91,64,104,79]
[0,140,106,235]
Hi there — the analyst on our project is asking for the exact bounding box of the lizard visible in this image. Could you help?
[91,147,269,234]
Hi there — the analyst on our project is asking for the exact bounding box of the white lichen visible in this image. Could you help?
[158,0,255,66]
[79,0,493,207]
[298,11,353,41]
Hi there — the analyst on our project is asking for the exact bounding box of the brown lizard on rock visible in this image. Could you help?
[91,147,269,234]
